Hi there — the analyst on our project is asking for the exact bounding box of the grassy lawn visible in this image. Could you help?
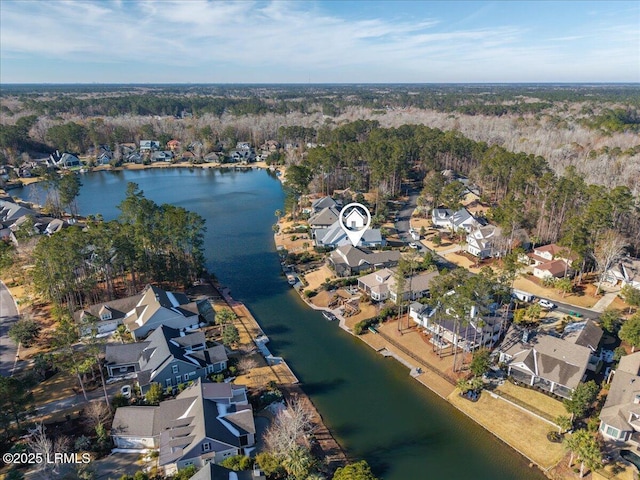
[496,381,567,422]
[30,371,78,406]
[449,388,565,469]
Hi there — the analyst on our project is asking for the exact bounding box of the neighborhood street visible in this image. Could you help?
[0,280,19,376]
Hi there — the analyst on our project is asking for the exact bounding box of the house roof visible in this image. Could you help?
[467,225,497,248]
[0,199,35,225]
[105,342,149,366]
[311,196,338,212]
[315,221,382,247]
[309,207,340,227]
[73,293,144,325]
[112,379,254,467]
[359,268,439,296]
[111,406,159,438]
[600,352,640,431]
[501,325,591,390]
[535,259,569,277]
[122,285,199,334]
[563,320,603,352]
[329,245,400,269]
[432,208,453,221]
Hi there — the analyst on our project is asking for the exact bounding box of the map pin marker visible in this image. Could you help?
[338,202,372,247]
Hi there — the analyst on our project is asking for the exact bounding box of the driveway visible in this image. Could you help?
[0,280,19,376]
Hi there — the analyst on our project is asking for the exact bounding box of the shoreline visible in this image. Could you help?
[211,279,348,472]
[17,160,286,187]
[274,228,557,478]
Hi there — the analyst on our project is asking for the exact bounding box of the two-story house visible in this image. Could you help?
[105,325,228,393]
[600,352,640,443]
[112,379,256,475]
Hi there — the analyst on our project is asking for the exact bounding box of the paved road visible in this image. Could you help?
[397,185,602,320]
[0,280,19,376]
[35,380,127,416]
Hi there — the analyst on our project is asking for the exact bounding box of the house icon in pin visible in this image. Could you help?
[344,208,366,230]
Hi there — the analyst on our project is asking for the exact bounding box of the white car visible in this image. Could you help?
[538,299,556,309]
[409,242,419,249]
[120,385,132,399]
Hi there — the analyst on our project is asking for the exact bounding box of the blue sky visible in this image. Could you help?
[1,0,638,83]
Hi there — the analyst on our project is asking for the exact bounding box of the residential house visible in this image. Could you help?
[181,151,196,161]
[123,285,204,340]
[204,152,221,163]
[230,149,256,163]
[498,322,601,398]
[466,225,498,259]
[167,140,181,152]
[410,301,507,351]
[431,207,481,233]
[150,151,174,162]
[140,140,160,152]
[0,199,36,226]
[190,464,265,480]
[314,221,384,249]
[328,245,400,277]
[533,259,571,280]
[599,352,640,442]
[74,293,144,335]
[111,379,256,475]
[603,257,640,289]
[309,207,340,229]
[104,325,228,392]
[528,243,576,266]
[358,268,439,303]
[125,152,142,164]
[311,196,339,214]
[431,208,454,228]
[96,151,113,165]
[48,152,81,169]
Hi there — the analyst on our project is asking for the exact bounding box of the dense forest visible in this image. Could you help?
[1,84,638,191]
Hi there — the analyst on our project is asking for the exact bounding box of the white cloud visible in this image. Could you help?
[0,0,638,82]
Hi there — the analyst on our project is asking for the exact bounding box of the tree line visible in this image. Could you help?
[31,182,205,312]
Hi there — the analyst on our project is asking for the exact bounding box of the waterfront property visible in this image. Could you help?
[600,352,640,443]
[328,245,400,277]
[498,322,602,398]
[112,379,255,475]
[410,301,506,351]
[74,284,210,338]
[358,268,440,303]
[314,220,384,249]
[105,324,228,393]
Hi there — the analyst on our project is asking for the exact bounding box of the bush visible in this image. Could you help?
[304,290,317,298]
[8,317,40,347]
[111,394,129,409]
[221,455,253,471]
[354,318,378,335]
[547,431,562,443]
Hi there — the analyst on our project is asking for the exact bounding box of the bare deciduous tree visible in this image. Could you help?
[593,230,628,295]
[27,423,70,479]
[263,396,316,456]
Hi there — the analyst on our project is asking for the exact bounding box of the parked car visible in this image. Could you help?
[568,310,583,317]
[120,385,132,399]
[409,242,419,249]
[538,299,556,309]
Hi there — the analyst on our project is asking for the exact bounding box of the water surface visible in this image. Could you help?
[17,169,544,480]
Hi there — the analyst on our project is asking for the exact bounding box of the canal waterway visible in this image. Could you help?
[16,168,544,480]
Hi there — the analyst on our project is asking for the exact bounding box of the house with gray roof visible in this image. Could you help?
[328,245,400,277]
[0,199,36,226]
[123,285,203,340]
[603,257,640,290]
[74,293,144,335]
[498,323,599,398]
[105,324,228,393]
[309,206,340,229]
[599,352,640,443]
[431,207,481,233]
[112,379,255,475]
[311,196,340,214]
[410,301,506,351]
[358,268,440,304]
[314,220,384,249]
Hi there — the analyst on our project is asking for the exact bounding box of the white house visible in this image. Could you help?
[466,225,497,259]
[603,257,640,289]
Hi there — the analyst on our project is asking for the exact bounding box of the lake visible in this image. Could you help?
[16,168,544,480]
